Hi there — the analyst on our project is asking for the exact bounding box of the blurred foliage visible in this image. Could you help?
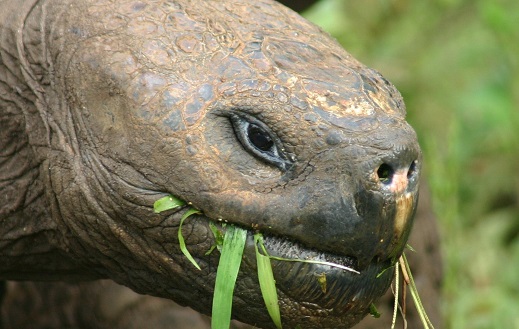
[304,1,519,328]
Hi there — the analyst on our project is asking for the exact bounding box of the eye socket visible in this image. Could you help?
[230,113,292,171]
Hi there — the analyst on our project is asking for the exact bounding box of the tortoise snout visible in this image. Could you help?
[371,134,421,197]
[376,158,419,195]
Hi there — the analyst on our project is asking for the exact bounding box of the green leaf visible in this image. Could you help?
[376,264,396,278]
[205,244,216,256]
[153,195,185,213]
[369,303,381,318]
[178,208,202,270]
[254,233,282,329]
[406,244,417,252]
[206,222,225,255]
[316,272,327,294]
[211,226,247,329]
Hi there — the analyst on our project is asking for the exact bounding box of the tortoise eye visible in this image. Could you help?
[230,113,292,171]
[247,123,274,152]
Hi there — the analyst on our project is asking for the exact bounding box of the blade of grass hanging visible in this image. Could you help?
[178,208,202,270]
[154,195,185,213]
[376,263,396,278]
[405,244,417,252]
[391,262,399,329]
[211,226,247,329]
[400,253,435,329]
[254,233,282,329]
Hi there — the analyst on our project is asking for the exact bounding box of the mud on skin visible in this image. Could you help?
[0,0,421,328]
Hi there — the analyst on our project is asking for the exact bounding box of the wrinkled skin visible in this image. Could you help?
[0,0,421,328]
[0,185,443,329]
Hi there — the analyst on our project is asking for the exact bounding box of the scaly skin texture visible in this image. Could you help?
[0,184,443,329]
[0,0,421,328]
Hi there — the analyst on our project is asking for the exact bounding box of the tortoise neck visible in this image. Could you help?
[0,200,100,281]
[0,118,97,281]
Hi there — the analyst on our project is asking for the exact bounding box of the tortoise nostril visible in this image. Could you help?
[407,160,418,179]
[376,163,394,184]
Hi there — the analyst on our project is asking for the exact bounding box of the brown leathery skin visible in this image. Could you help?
[0,0,421,328]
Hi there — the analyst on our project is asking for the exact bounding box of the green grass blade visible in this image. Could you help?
[178,208,202,270]
[405,244,417,252]
[376,264,396,278]
[211,226,247,329]
[402,253,435,329]
[254,233,282,329]
[369,303,381,318]
[210,222,225,250]
[154,195,185,213]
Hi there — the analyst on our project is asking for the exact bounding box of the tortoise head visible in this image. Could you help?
[47,0,420,327]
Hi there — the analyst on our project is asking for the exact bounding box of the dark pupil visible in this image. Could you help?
[247,124,274,152]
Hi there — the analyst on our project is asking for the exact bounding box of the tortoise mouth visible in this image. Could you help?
[249,229,394,303]
[259,232,360,273]
[234,226,395,327]
[156,209,395,328]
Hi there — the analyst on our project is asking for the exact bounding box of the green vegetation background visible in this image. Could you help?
[304,1,519,328]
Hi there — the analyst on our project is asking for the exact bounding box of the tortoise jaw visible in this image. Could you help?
[233,228,395,329]
[150,197,403,328]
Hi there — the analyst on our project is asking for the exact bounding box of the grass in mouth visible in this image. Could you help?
[154,196,202,270]
[154,195,433,329]
[379,246,435,329]
[211,225,247,329]
[254,233,283,329]
[390,252,435,329]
